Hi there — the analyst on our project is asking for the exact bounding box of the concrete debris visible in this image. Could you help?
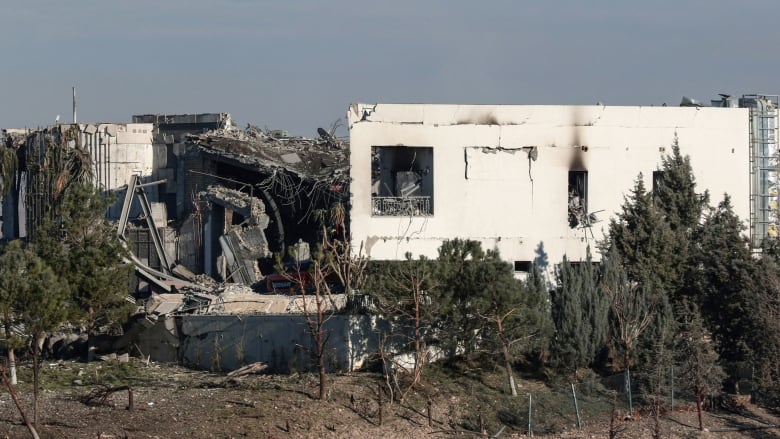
[198,185,268,228]
[209,291,347,315]
[138,283,347,318]
[567,189,599,231]
[187,126,349,182]
[145,294,186,315]
[198,185,271,285]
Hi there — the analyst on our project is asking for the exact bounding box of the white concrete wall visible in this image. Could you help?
[78,122,156,191]
[348,103,750,266]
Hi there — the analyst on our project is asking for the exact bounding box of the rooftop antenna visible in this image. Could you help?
[72,86,77,123]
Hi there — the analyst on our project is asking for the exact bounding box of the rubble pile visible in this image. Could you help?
[187,126,350,182]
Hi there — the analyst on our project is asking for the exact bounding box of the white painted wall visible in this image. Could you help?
[81,123,156,190]
[348,104,750,266]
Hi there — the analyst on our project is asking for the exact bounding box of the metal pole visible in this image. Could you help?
[570,383,582,429]
[625,368,633,416]
[527,393,532,437]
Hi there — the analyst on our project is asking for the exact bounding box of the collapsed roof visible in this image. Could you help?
[187,126,349,183]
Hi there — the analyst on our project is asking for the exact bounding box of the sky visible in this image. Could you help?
[2,0,780,138]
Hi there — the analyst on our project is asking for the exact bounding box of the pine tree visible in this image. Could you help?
[550,249,609,373]
[366,254,436,399]
[654,136,709,303]
[0,240,67,428]
[525,261,554,362]
[467,248,546,396]
[600,249,659,371]
[675,300,725,431]
[600,176,675,370]
[0,241,32,385]
[550,256,585,374]
[432,239,488,357]
[689,195,757,369]
[601,175,678,294]
[31,182,133,359]
[655,135,708,233]
[748,251,780,399]
[0,145,17,197]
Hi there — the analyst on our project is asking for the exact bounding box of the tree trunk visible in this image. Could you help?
[318,334,326,400]
[696,390,704,431]
[413,287,424,387]
[497,313,517,397]
[4,320,16,385]
[87,307,95,362]
[317,297,326,401]
[0,363,39,439]
[33,335,40,429]
[8,348,16,386]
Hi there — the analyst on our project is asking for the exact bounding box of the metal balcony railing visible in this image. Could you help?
[372,196,432,216]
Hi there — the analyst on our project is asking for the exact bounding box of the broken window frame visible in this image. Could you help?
[371,146,434,217]
[568,170,589,228]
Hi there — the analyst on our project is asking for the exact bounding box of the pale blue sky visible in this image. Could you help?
[2,1,779,137]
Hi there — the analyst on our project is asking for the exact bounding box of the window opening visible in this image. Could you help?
[568,171,588,228]
[371,146,433,216]
[652,170,665,194]
[514,261,532,272]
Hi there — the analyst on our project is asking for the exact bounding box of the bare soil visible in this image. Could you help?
[0,360,778,438]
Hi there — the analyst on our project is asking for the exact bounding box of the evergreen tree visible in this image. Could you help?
[0,240,67,428]
[432,239,488,357]
[654,135,708,233]
[600,176,675,370]
[654,136,708,303]
[0,241,34,385]
[365,254,436,398]
[31,182,133,358]
[601,175,678,294]
[749,251,780,399]
[689,195,757,370]
[600,249,659,370]
[675,300,725,431]
[467,248,547,396]
[550,256,585,374]
[0,145,17,197]
[525,261,554,362]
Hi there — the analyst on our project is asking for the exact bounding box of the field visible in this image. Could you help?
[0,359,778,438]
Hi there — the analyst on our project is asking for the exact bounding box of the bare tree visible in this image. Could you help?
[600,251,658,371]
[370,254,434,401]
[293,236,338,401]
[676,302,725,431]
[483,307,520,397]
[320,202,367,297]
[285,203,366,401]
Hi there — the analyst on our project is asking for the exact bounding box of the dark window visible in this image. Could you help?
[514,261,532,272]
[371,146,434,216]
[568,171,588,228]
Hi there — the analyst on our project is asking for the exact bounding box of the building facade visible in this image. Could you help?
[347,103,751,269]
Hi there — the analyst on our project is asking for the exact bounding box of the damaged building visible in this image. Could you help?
[2,113,350,293]
[0,114,366,370]
[347,102,754,271]
[1,96,773,370]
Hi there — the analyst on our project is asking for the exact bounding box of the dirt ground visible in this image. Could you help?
[0,360,778,438]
